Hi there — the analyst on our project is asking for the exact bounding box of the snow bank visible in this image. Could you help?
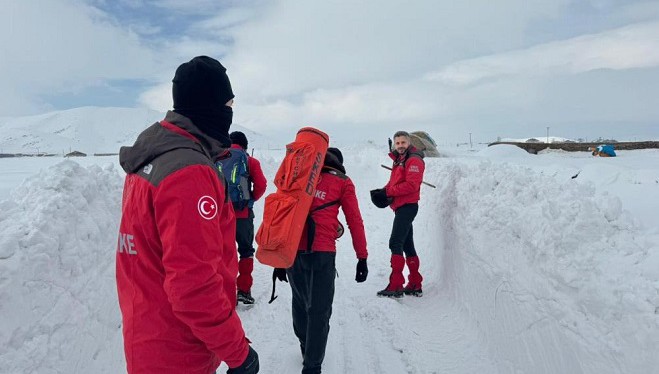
[0,161,124,374]
[477,144,532,158]
[424,157,659,373]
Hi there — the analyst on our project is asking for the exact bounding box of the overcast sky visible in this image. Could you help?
[2,0,658,143]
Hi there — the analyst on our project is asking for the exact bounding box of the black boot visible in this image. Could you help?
[377,288,404,298]
[237,290,255,305]
[403,286,423,297]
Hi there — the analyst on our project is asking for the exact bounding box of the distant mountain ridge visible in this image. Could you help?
[0,107,264,154]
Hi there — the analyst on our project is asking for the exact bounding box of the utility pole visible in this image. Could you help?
[546,127,550,144]
[469,132,472,148]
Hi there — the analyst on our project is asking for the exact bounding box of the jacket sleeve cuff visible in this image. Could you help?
[208,311,249,368]
[224,338,250,368]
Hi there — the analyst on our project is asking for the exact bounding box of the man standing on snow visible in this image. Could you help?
[220,131,267,305]
[371,130,425,298]
[116,56,259,374]
[274,147,369,374]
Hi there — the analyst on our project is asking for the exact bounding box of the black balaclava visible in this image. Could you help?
[172,56,234,146]
[230,131,248,150]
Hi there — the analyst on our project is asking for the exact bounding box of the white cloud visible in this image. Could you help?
[426,21,659,85]
[138,82,172,112]
[0,0,160,115]
[234,83,438,132]
[223,0,569,99]
[621,1,659,21]
[193,6,258,34]
[4,0,659,142]
[136,0,572,137]
[129,1,659,140]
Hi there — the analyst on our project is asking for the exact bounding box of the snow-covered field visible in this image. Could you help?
[1,143,658,373]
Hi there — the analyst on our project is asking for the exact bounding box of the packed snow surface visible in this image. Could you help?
[1,144,658,373]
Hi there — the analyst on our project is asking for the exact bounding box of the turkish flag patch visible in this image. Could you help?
[197,195,218,220]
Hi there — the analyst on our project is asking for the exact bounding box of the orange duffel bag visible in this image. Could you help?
[255,127,329,268]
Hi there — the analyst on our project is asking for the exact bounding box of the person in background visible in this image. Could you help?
[275,147,368,374]
[116,56,259,374]
[371,130,425,298]
[225,131,267,304]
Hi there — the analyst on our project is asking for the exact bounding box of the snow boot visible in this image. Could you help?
[377,254,405,298]
[237,257,254,294]
[237,290,255,305]
[404,256,423,297]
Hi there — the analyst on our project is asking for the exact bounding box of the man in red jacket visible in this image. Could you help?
[275,147,368,374]
[116,56,259,374]
[372,131,426,298]
[226,131,267,305]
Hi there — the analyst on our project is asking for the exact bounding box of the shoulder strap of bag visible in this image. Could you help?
[306,200,340,252]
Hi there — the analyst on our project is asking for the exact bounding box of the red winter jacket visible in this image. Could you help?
[228,144,267,219]
[384,148,425,211]
[298,168,368,259]
[116,111,248,374]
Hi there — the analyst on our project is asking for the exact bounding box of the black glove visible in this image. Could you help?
[273,268,288,283]
[370,188,391,209]
[355,259,368,283]
[227,346,259,374]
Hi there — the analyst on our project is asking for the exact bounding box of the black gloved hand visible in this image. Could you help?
[355,258,368,283]
[370,188,391,209]
[227,345,259,374]
[273,268,288,283]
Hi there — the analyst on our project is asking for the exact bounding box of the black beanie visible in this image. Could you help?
[327,147,343,164]
[324,147,345,174]
[230,131,248,149]
[172,56,234,145]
